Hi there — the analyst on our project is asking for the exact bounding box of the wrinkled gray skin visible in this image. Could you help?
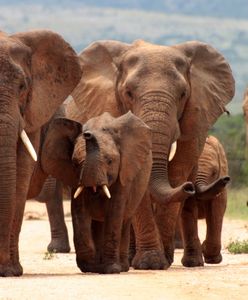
[40,111,153,274]
[0,30,81,277]
[175,136,230,267]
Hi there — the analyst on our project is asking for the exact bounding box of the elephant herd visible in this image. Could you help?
[0,29,235,276]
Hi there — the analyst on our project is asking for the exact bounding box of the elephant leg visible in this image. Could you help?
[102,190,126,274]
[129,224,136,264]
[132,191,167,270]
[174,215,184,249]
[40,177,70,253]
[202,191,227,264]
[91,220,104,265]
[155,201,181,266]
[181,196,204,267]
[71,194,96,273]
[119,218,131,272]
[9,137,38,276]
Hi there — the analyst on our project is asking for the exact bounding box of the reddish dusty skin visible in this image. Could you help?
[65,39,234,269]
[0,29,82,277]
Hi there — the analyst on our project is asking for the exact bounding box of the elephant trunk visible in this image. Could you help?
[81,132,107,188]
[138,93,195,204]
[195,176,230,200]
[0,115,18,247]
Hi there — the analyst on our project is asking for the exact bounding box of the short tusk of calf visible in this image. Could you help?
[168,141,177,162]
[102,185,111,199]
[20,130,37,161]
[74,186,84,199]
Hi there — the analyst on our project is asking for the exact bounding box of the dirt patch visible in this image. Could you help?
[0,200,248,300]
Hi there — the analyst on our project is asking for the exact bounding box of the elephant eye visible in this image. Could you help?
[126,90,133,101]
[105,156,113,165]
[19,83,25,91]
[107,158,113,165]
[180,90,186,99]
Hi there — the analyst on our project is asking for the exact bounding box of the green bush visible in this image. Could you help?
[227,239,248,254]
[210,114,248,187]
[226,188,248,220]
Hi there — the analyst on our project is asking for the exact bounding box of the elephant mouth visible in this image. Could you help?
[74,184,111,199]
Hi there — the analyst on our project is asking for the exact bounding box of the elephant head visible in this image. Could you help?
[70,40,235,204]
[40,112,152,197]
[0,30,81,220]
[194,136,230,200]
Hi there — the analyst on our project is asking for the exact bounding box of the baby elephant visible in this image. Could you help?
[179,135,230,267]
[41,111,152,274]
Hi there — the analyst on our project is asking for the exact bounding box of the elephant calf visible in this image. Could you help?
[178,135,230,267]
[40,111,153,274]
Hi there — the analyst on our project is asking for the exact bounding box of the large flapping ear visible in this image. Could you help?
[11,29,82,132]
[70,40,130,122]
[174,41,235,140]
[116,111,152,186]
[168,42,235,182]
[40,118,82,187]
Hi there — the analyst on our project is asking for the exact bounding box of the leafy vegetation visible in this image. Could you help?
[227,239,248,254]
[210,114,248,187]
[43,250,57,260]
[226,188,248,220]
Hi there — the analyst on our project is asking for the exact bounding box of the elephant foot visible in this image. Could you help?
[174,239,184,249]
[132,250,168,270]
[204,253,222,264]
[76,259,102,273]
[120,258,130,272]
[181,250,204,267]
[47,238,70,253]
[0,262,23,277]
[103,263,122,274]
[128,248,136,264]
[202,241,222,264]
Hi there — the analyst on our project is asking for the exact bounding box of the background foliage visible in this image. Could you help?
[210,113,248,187]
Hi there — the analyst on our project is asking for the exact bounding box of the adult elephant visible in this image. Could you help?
[0,30,82,276]
[63,39,234,269]
[175,136,230,266]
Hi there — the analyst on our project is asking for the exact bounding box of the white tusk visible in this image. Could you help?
[102,185,111,199]
[74,186,84,199]
[20,130,37,161]
[168,141,177,162]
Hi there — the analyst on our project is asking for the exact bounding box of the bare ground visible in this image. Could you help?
[0,200,248,300]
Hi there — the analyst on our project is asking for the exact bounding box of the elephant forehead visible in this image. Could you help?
[84,112,115,130]
[124,44,188,68]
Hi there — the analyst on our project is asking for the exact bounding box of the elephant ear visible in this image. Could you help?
[174,41,235,139]
[70,40,130,122]
[11,30,82,132]
[116,111,152,186]
[40,118,83,187]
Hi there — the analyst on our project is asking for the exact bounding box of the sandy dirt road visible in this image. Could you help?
[0,200,248,300]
